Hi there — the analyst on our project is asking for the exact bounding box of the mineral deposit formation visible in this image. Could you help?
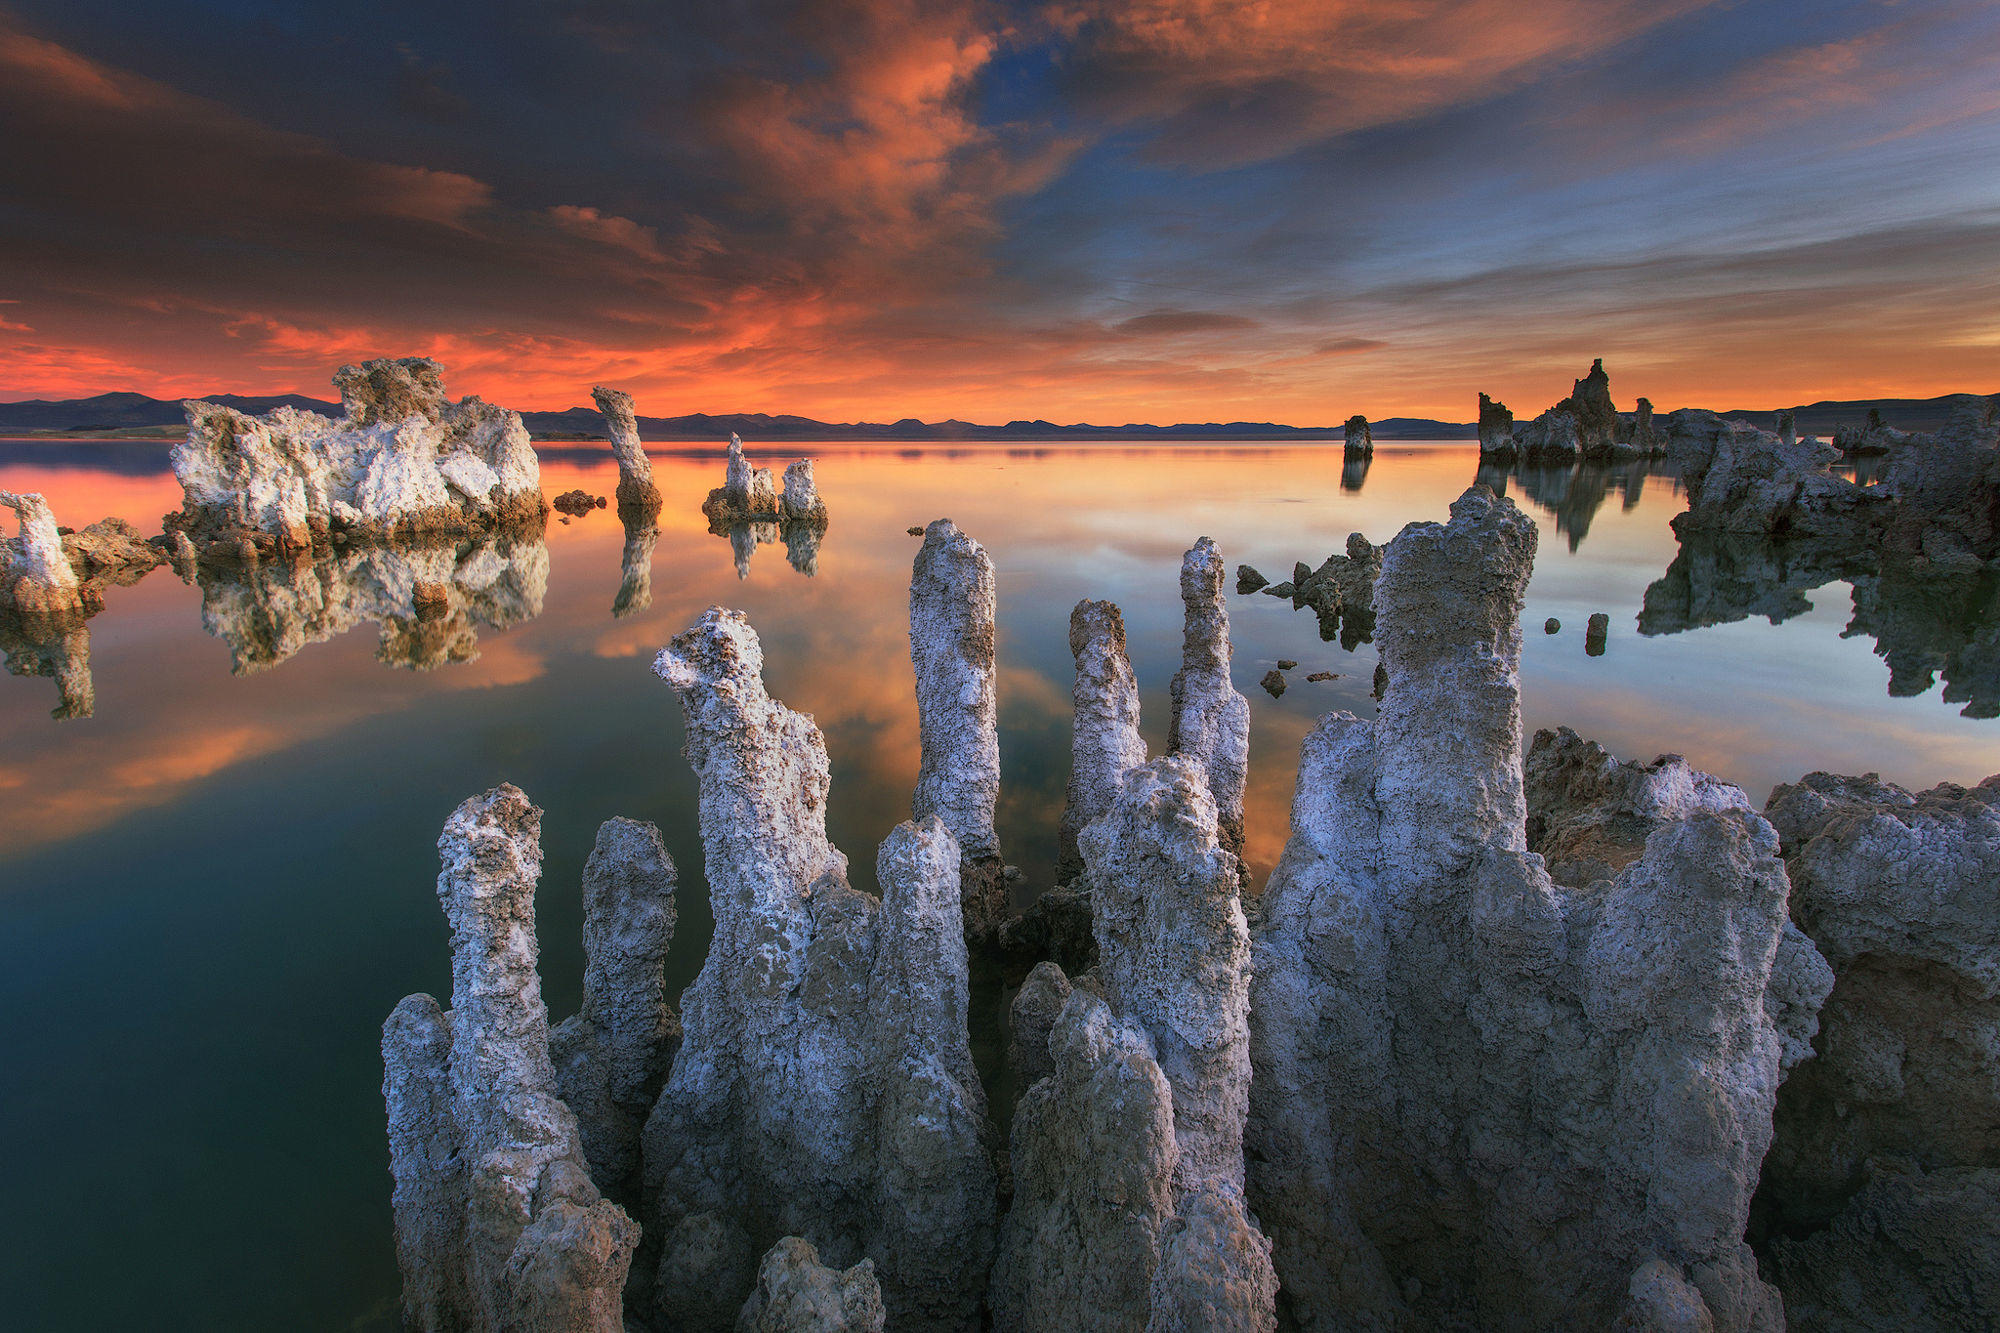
[378,486,1997,1331]
[172,357,545,558]
[590,387,662,513]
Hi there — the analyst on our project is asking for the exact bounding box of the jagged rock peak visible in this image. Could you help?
[382,784,638,1333]
[1477,391,1517,457]
[1057,598,1146,884]
[1167,536,1250,873]
[910,518,1009,937]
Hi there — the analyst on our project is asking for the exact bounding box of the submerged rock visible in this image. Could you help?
[550,818,679,1206]
[1168,537,1250,874]
[382,785,639,1333]
[1056,600,1146,885]
[1247,486,1811,1331]
[737,1237,886,1333]
[648,610,994,1329]
[1755,771,2000,1324]
[590,387,662,513]
[0,491,86,616]
[173,357,545,555]
[910,520,1010,937]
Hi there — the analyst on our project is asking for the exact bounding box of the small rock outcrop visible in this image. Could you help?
[1168,537,1250,872]
[648,610,995,1330]
[1342,415,1372,457]
[703,439,831,576]
[702,435,779,524]
[1477,392,1517,459]
[737,1237,886,1333]
[780,460,828,528]
[172,357,545,557]
[1056,599,1146,885]
[1235,564,1268,594]
[1661,408,1885,540]
[550,818,679,1206]
[1755,771,2000,1326]
[590,386,662,513]
[1247,486,1815,1331]
[910,520,1011,937]
[0,491,86,616]
[383,785,639,1332]
[1283,533,1381,647]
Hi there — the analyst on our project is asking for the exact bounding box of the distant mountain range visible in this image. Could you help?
[1,389,1990,442]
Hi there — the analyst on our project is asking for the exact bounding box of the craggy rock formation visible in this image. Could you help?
[1248,486,1816,1331]
[1343,415,1372,458]
[1831,408,1910,458]
[1877,393,2000,564]
[1633,396,1658,452]
[1270,533,1381,648]
[1584,609,1609,655]
[1477,393,1517,459]
[1056,599,1147,884]
[780,460,828,528]
[1662,409,1885,540]
[1259,669,1285,698]
[616,516,658,618]
[737,1237,886,1332]
[1168,537,1250,872]
[172,357,545,557]
[383,785,639,1332]
[648,610,995,1330]
[1777,409,1798,447]
[1235,565,1268,594]
[702,434,780,524]
[550,818,679,1205]
[0,610,94,719]
[0,491,86,616]
[554,489,606,517]
[1525,727,1835,1072]
[590,387,662,513]
[193,533,548,674]
[1568,358,1624,459]
[910,519,1010,937]
[1755,772,2000,1327]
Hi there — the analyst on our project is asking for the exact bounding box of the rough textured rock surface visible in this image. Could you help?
[1526,726,1834,1073]
[382,785,639,1333]
[736,1237,886,1332]
[1168,537,1250,874]
[780,460,828,528]
[1247,486,1808,1332]
[590,386,662,513]
[173,357,545,554]
[648,610,994,1330]
[62,516,165,586]
[910,519,1010,937]
[1877,393,2000,564]
[192,533,547,674]
[0,491,86,615]
[1235,564,1268,594]
[1753,771,2000,1324]
[1478,392,1517,458]
[1343,414,1372,457]
[1056,599,1147,884]
[550,818,680,1205]
[1286,533,1381,648]
[1662,408,1885,540]
[704,434,781,525]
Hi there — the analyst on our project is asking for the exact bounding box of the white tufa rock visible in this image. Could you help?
[1247,486,1812,1331]
[1168,537,1251,873]
[910,519,1010,937]
[780,460,827,527]
[723,434,778,513]
[382,785,639,1333]
[590,386,661,511]
[648,609,995,1330]
[0,491,86,616]
[550,817,679,1205]
[1056,599,1147,885]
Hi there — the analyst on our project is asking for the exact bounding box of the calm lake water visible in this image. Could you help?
[3,439,1995,1329]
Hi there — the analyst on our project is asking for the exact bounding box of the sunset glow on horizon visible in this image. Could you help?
[3,1,1998,423]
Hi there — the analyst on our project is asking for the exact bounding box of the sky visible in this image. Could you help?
[1,0,1998,423]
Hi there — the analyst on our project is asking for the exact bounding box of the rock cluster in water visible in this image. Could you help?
[701,434,830,578]
[171,357,546,559]
[1479,359,1666,465]
[379,483,1998,1331]
[1254,533,1381,647]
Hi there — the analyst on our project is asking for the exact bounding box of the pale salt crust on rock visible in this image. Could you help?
[1167,537,1250,873]
[1246,485,1821,1332]
[173,357,544,553]
[0,491,86,616]
[910,519,1010,937]
[1055,599,1146,885]
[382,785,639,1333]
[590,386,661,513]
[647,608,994,1331]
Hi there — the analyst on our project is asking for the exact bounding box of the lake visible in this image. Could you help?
[2,438,1995,1329]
